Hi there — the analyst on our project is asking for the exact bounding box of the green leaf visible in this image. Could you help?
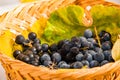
[90,5,120,42]
[41,5,86,44]
[42,5,120,44]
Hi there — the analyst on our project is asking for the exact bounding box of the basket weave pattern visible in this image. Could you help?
[0,0,120,80]
[0,0,75,33]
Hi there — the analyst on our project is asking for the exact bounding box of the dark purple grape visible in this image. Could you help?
[49,43,58,52]
[81,41,93,49]
[87,38,98,47]
[74,42,81,48]
[103,50,111,60]
[106,41,113,48]
[41,43,49,52]
[99,30,106,38]
[87,38,96,44]
[71,61,83,69]
[63,40,71,44]
[66,53,75,62]
[108,54,114,62]
[24,39,30,43]
[32,38,41,44]
[81,40,89,48]
[65,47,79,62]
[71,37,81,48]
[58,63,70,69]
[70,47,79,54]
[52,52,61,63]
[28,32,37,41]
[41,54,51,62]
[15,35,25,44]
[33,43,42,52]
[80,37,90,48]
[34,55,40,60]
[87,50,97,57]
[31,61,39,66]
[22,55,30,63]
[84,29,93,38]
[102,41,112,51]
[81,60,89,67]
[75,53,84,61]
[13,50,22,58]
[43,60,52,67]
[100,60,109,66]
[89,60,99,68]
[57,61,67,67]
[62,43,72,53]
[99,30,111,41]
[26,53,34,60]
[84,53,93,62]
[22,44,30,52]
[71,36,80,43]
[57,49,67,60]
[79,36,87,43]
[57,40,64,49]
[88,42,94,49]
[16,54,25,60]
[102,32,111,41]
[28,47,37,55]
[23,50,34,60]
[93,53,104,63]
[23,50,33,55]
[22,39,31,51]
[94,47,103,54]
[13,29,114,68]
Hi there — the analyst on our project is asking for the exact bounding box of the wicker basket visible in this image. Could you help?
[0,0,120,80]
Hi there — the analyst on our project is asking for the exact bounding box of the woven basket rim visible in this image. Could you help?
[0,0,120,80]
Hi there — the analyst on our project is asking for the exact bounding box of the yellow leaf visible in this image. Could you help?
[0,30,16,58]
[30,17,47,39]
[112,35,120,61]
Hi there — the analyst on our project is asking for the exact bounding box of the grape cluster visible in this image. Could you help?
[13,29,114,69]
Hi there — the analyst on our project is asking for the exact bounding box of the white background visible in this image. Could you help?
[0,0,20,15]
[0,0,120,80]
[0,0,120,15]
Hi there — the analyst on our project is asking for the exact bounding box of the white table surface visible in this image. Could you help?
[0,0,120,80]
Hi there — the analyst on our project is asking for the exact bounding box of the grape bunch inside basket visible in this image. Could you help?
[0,0,120,80]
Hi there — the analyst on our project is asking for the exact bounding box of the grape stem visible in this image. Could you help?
[23,42,32,47]
[79,47,89,50]
[94,26,101,47]
[49,62,57,70]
